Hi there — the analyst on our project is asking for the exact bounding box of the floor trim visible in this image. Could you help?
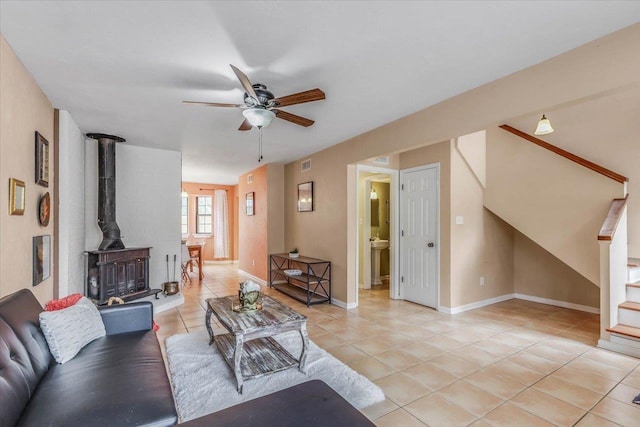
[438,294,515,314]
[237,270,267,286]
[514,293,600,314]
[331,298,357,310]
[598,338,640,358]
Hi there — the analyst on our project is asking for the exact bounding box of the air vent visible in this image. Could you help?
[301,159,311,172]
[247,174,253,184]
[372,156,389,165]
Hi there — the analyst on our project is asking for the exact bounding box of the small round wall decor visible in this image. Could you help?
[39,192,50,226]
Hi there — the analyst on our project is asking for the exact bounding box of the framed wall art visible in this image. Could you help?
[33,235,51,286]
[35,131,49,187]
[39,192,51,226]
[246,192,254,216]
[9,178,25,215]
[297,181,314,212]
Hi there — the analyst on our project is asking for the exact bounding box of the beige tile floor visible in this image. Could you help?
[155,264,640,426]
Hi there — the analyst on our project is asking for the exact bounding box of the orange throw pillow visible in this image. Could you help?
[45,293,83,311]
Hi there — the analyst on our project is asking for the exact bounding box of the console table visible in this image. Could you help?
[269,254,331,306]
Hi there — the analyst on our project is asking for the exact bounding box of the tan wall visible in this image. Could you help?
[238,165,269,280]
[485,126,623,286]
[399,141,452,306]
[284,155,345,299]
[515,231,599,308]
[451,141,514,307]
[284,25,640,306]
[182,182,238,261]
[0,35,55,302]
[267,164,285,256]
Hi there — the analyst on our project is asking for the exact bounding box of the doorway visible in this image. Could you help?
[355,165,399,305]
[399,164,439,308]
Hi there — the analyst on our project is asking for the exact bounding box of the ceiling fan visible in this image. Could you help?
[183,65,325,131]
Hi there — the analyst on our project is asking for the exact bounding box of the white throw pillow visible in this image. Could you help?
[39,297,106,363]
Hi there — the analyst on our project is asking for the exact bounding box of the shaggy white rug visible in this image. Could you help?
[166,331,385,422]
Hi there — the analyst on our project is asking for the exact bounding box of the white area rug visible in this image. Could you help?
[166,331,385,422]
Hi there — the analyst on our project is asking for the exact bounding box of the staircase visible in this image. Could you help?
[606,260,640,356]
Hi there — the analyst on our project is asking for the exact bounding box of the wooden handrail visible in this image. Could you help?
[598,195,629,241]
[499,125,628,184]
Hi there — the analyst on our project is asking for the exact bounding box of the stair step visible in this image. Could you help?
[620,301,640,311]
[607,324,640,340]
[619,302,640,327]
[628,284,640,303]
[629,258,640,284]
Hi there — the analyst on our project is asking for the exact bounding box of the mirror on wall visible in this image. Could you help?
[371,199,379,226]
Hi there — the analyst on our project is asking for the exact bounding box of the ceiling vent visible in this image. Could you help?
[247,174,253,184]
[372,156,389,165]
[301,159,311,172]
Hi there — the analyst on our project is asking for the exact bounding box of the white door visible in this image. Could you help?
[400,165,438,308]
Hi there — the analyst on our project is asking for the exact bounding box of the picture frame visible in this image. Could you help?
[35,131,49,187]
[33,235,51,286]
[9,178,26,215]
[246,192,255,216]
[297,181,314,212]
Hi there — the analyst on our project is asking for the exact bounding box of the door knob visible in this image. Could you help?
[427,242,435,247]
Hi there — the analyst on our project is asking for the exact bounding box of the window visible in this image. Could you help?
[196,196,212,234]
[181,196,188,235]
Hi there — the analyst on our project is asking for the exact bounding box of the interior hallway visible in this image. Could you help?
[155,264,640,426]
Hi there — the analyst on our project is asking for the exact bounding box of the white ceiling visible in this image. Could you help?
[2,1,639,184]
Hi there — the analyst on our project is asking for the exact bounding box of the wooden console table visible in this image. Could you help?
[269,254,331,306]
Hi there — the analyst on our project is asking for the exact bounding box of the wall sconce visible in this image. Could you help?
[534,114,554,135]
[370,188,378,200]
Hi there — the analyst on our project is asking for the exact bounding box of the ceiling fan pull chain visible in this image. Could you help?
[258,127,263,163]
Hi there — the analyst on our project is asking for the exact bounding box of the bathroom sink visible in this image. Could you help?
[371,239,389,249]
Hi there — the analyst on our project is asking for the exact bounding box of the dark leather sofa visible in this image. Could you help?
[0,289,178,427]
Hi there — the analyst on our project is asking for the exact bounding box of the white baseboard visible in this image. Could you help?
[237,270,267,287]
[514,293,600,314]
[598,338,640,358]
[438,293,515,314]
[204,260,238,265]
[331,298,357,310]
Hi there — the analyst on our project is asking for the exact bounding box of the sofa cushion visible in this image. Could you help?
[0,289,52,392]
[39,297,106,363]
[0,317,40,427]
[17,330,178,427]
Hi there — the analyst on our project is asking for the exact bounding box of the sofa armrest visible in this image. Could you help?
[98,301,153,335]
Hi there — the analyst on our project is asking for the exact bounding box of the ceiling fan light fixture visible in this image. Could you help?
[534,114,554,135]
[242,108,275,128]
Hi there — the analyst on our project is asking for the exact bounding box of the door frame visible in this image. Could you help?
[399,163,440,308]
[354,164,400,306]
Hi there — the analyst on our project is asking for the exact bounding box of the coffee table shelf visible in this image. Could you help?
[215,334,298,379]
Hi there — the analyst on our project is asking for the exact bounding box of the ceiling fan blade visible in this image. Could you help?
[182,101,242,108]
[238,119,252,131]
[230,64,258,100]
[274,109,315,127]
[273,88,325,108]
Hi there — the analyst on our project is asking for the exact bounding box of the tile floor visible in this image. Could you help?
[155,264,640,426]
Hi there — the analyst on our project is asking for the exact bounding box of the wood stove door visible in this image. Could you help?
[100,262,117,301]
[135,258,147,291]
[116,262,127,296]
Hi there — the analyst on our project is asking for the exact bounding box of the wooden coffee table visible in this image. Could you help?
[205,295,309,394]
